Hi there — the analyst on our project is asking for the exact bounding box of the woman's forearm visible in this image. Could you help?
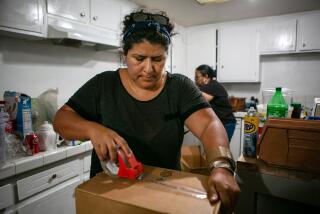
[185,108,230,164]
[53,105,98,141]
[185,108,228,148]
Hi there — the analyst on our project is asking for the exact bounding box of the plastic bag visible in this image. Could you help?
[32,88,58,131]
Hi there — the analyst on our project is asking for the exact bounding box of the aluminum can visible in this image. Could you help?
[24,133,39,155]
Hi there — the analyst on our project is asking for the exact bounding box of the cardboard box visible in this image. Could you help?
[180,145,209,175]
[257,118,320,173]
[76,165,219,214]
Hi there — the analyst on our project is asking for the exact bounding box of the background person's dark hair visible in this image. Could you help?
[121,9,174,55]
[196,64,217,79]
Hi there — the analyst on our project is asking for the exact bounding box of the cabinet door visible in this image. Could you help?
[47,0,90,24]
[187,25,216,80]
[0,184,15,210]
[298,13,320,51]
[230,118,242,161]
[259,19,297,53]
[90,0,121,32]
[18,178,81,214]
[171,27,187,75]
[218,24,259,82]
[165,44,172,73]
[0,0,44,33]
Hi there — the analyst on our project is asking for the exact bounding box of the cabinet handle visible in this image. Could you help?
[221,65,224,69]
[80,12,86,17]
[302,43,306,47]
[51,174,57,179]
[93,16,98,21]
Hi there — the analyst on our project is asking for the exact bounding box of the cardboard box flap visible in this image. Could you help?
[180,145,209,175]
[76,165,219,214]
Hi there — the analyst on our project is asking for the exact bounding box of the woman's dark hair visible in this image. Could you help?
[196,64,217,79]
[121,9,174,55]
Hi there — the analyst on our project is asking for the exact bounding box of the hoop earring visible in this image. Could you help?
[120,54,127,68]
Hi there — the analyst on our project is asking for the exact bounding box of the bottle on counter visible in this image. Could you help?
[267,87,288,118]
[291,103,302,119]
[36,121,58,151]
[243,107,259,157]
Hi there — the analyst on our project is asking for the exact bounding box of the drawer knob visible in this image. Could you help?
[51,174,57,179]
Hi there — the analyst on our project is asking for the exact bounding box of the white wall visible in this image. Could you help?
[260,53,320,108]
[223,53,320,109]
[0,36,120,107]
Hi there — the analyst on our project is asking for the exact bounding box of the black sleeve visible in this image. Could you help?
[175,74,210,121]
[200,81,226,97]
[66,74,100,122]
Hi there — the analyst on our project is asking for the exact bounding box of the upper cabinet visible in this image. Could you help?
[0,0,45,36]
[46,0,128,47]
[47,0,90,24]
[186,25,216,80]
[47,0,121,32]
[297,13,320,51]
[258,11,320,54]
[218,24,260,82]
[171,25,187,75]
[259,19,297,54]
[90,0,121,33]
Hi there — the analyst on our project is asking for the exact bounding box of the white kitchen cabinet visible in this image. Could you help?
[297,13,320,51]
[186,25,216,80]
[171,26,187,75]
[165,43,172,73]
[217,24,260,82]
[0,0,45,36]
[17,159,80,200]
[47,0,121,32]
[47,0,122,45]
[230,118,242,162]
[90,0,121,33]
[259,19,297,54]
[1,144,92,214]
[47,0,90,24]
[0,184,15,210]
[18,177,81,214]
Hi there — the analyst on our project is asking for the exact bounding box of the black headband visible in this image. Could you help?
[123,20,171,44]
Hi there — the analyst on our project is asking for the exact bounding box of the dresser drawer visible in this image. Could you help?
[0,184,15,209]
[17,159,80,200]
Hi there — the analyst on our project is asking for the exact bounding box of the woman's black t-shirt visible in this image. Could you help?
[199,80,236,124]
[66,70,210,177]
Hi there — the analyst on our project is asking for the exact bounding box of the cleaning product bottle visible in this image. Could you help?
[243,107,259,157]
[267,87,288,118]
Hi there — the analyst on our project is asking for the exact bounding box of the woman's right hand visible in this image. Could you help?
[88,123,132,162]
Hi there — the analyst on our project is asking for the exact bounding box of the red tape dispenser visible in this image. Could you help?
[100,148,144,180]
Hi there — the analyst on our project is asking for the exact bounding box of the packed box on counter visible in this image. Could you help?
[76,165,219,214]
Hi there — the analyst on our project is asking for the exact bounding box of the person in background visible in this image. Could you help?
[53,10,240,214]
[195,65,236,142]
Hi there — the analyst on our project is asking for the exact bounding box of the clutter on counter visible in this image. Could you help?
[1,89,61,166]
[0,141,93,180]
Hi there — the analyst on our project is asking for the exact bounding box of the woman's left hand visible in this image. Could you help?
[207,168,240,214]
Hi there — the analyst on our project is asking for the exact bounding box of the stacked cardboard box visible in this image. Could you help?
[180,145,209,175]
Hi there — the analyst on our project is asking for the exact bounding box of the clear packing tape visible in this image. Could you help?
[149,176,208,199]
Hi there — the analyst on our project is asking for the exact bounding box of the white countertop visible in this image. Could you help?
[234,111,247,118]
[0,141,93,180]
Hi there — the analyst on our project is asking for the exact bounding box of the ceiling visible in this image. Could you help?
[130,0,320,27]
